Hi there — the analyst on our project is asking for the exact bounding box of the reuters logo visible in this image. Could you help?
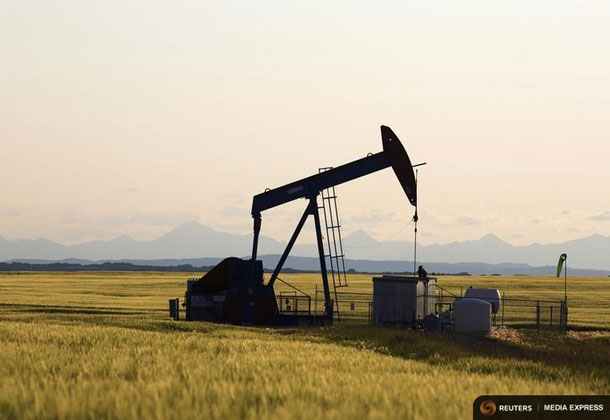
[480,400,497,416]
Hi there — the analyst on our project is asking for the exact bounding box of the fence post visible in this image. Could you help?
[561,300,568,333]
[439,288,443,315]
[169,298,179,321]
[308,296,311,318]
[536,300,540,331]
[501,292,505,327]
[563,299,568,332]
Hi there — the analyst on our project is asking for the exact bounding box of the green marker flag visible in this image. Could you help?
[557,253,567,278]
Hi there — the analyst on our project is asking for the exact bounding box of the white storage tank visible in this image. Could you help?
[453,298,491,332]
[464,288,501,314]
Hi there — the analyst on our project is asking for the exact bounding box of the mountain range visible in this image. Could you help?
[4,256,609,276]
[1,221,610,272]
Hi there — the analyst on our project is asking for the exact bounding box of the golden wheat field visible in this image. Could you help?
[1,272,609,419]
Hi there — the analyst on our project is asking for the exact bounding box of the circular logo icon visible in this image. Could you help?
[480,400,496,416]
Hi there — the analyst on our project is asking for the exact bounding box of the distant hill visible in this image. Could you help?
[0,222,286,260]
[2,221,610,271]
[6,256,610,276]
[0,261,215,272]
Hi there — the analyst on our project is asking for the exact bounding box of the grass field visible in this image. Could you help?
[1,272,609,419]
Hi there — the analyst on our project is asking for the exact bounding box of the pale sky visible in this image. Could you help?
[1,1,609,247]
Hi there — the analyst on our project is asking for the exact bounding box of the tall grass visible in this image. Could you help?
[0,272,609,419]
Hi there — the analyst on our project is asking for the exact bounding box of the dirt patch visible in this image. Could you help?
[567,330,610,340]
[486,327,527,345]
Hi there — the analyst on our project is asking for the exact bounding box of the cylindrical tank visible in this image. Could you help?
[464,288,501,314]
[453,298,491,332]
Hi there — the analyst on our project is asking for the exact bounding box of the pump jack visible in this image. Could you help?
[184,125,417,325]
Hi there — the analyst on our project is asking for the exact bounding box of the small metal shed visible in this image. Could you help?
[372,275,437,327]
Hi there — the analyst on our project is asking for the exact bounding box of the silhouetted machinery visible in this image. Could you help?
[184,126,418,325]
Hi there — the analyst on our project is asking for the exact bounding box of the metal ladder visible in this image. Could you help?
[318,167,349,320]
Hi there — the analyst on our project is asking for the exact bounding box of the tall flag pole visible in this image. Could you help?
[557,253,567,304]
[410,162,426,276]
[412,169,418,276]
